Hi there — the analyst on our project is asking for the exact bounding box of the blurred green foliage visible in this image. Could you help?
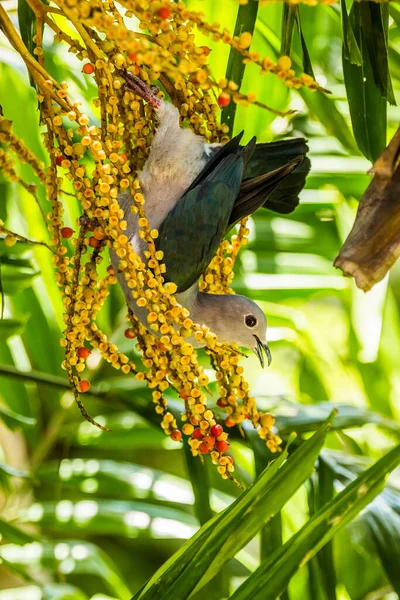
[1,1,400,599]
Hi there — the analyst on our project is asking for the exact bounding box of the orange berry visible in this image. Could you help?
[225,416,236,428]
[77,347,90,359]
[61,227,74,239]
[226,456,233,464]
[200,46,211,56]
[180,390,189,400]
[199,441,210,454]
[119,153,127,163]
[192,428,204,440]
[79,380,90,393]
[82,63,95,74]
[56,154,63,166]
[210,424,223,437]
[124,328,135,339]
[128,53,137,63]
[93,230,105,240]
[190,417,199,426]
[157,6,171,19]
[217,398,228,408]
[88,236,100,248]
[203,435,216,448]
[217,93,230,107]
[170,429,182,442]
[216,440,230,453]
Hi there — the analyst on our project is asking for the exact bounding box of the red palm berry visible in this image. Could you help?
[203,435,216,448]
[79,380,90,393]
[216,440,230,453]
[210,424,223,437]
[55,154,63,166]
[77,347,90,359]
[199,441,210,454]
[128,53,137,63]
[225,416,236,428]
[200,46,211,56]
[190,417,199,426]
[179,390,189,400]
[170,429,182,442]
[226,456,234,464]
[217,93,230,107]
[61,227,74,239]
[88,236,100,248]
[119,153,127,164]
[217,398,227,408]
[192,428,204,440]
[157,6,171,19]
[82,63,95,74]
[124,328,135,339]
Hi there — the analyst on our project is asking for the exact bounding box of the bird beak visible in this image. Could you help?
[254,335,272,368]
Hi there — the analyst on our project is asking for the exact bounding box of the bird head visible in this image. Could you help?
[205,294,271,367]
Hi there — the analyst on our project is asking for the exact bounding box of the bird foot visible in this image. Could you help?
[121,70,161,109]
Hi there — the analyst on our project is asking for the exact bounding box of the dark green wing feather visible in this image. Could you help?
[156,155,244,292]
[238,138,311,216]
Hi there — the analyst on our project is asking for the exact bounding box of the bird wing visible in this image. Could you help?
[234,138,311,219]
[156,153,244,292]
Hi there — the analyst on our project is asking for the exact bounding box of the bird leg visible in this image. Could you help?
[121,69,161,109]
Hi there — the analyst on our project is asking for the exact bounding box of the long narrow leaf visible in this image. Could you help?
[342,4,387,162]
[361,4,395,106]
[361,497,400,594]
[17,0,36,88]
[221,1,258,135]
[133,414,335,600]
[281,5,314,78]
[257,20,358,154]
[230,443,400,600]
[281,4,296,57]
[340,0,362,66]
[295,8,314,78]
[315,457,337,600]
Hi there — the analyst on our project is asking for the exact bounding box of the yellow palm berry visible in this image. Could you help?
[163,281,178,296]
[182,424,194,436]
[277,55,292,71]
[239,32,252,48]
[260,414,275,429]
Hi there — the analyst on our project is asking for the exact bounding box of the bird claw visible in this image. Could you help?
[121,70,161,109]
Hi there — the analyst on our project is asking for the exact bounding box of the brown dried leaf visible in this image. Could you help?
[334,127,400,291]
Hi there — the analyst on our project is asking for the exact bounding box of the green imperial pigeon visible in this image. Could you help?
[111,72,310,367]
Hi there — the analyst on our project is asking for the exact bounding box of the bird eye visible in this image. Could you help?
[245,315,257,328]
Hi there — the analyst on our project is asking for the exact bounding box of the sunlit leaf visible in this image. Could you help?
[271,400,400,436]
[0,517,37,545]
[230,443,400,599]
[221,0,258,135]
[133,415,334,599]
[256,19,358,154]
[0,318,26,341]
[0,540,131,599]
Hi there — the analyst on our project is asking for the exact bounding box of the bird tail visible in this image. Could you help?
[233,138,311,221]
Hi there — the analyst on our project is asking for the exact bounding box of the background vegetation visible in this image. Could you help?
[1,1,400,599]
